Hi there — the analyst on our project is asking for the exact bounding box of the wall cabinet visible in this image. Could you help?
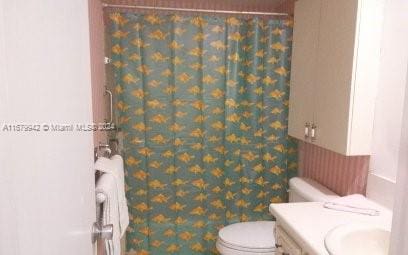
[288,0,384,155]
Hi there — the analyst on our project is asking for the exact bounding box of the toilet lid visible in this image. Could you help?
[218,221,276,251]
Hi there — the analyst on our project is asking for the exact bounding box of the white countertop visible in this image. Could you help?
[269,202,393,255]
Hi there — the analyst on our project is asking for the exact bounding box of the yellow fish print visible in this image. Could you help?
[224,178,236,186]
[212,107,224,114]
[192,179,209,189]
[204,232,217,241]
[165,165,179,174]
[190,128,204,138]
[211,88,225,99]
[190,17,207,27]
[139,226,154,236]
[270,120,285,130]
[132,23,143,31]
[226,210,237,220]
[189,47,206,57]
[272,183,282,190]
[190,62,205,70]
[271,107,283,114]
[174,216,186,224]
[209,55,220,62]
[193,32,208,41]
[210,40,227,50]
[179,231,194,241]
[148,160,162,169]
[263,153,276,162]
[266,134,279,142]
[189,165,204,174]
[147,99,165,109]
[109,13,128,26]
[267,56,279,64]
[191,100,206,110]
[114,85,124,94]
[211,25,224,33]
[170,15,183,22]
[240,122,251,131]
[190,207,206,216]
[135,189,147,196]
[169,40,184,50]
[271,196,283,203]
[122,73,138,84]
[138,147,154,157]
[151,194,170,203]
[169,123,185,132]
[174,138,184,146]
[194,193,208,201]
[194,115,207,123]
[172,178,188,186]
[270,165,283,175]
[126,156,141,166]
[112,30,129,38]
[226,133,240,143]
[163,85,177,95]
[174,27,186,35]
[129,53,141,61]
[132,122,150,132]
[176,189,189,197]
[253,203,267,212]
[228,53,241,62]
[227,113,241,123]
[246,74,260,84]
[211,167,223,178]
[212,186,222,194]
[145,14,163,25]
[215,66,227,74]
[253,164,265,173]
[214,146,227,155]
[148,180,166,189]
[161,68,172,77]
[271,42,288,52]
[191,243,205,252]
[226,191,236,200]
[133,170,148,180]
[254,129,265,137]
[162,150,174,158]
[178,152,194,163]
[150,134,167,144]
[275,66,289,76]
[177,72,192,83]
[242,187,252,195]
[169,202,186,211]
[209,136,221,142]
[173,99,186,107]
[137,64,152,75]
[166,244,180,253]
[202,74,217,84]
[240,137,250,145]
[242,151,258,161]
[255,176,269,186]
[229,32,244,41]
[257,190,269,198]
[134,202,150,212]
[226,17,241,26]
[188,85,202,95]
[203,154,218,163]
[151,240,164,247]
[235,199,250,208]
[211,199,226,209]
[255,50,265,57]
[270,89,285,99]
[226,79,238,87]
[235,164,244,173]
[131,38,150,48]
[193,220,206,228]
[172,56,184,65]
[148,29,169,41]
[112,61,127,69]
[164,229,176,237]
[150,114,169,124]
[151,52,169,62]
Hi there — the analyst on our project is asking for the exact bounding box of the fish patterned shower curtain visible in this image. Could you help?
[109,13,297,255]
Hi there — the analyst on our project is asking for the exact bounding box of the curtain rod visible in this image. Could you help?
[102,3,289,17]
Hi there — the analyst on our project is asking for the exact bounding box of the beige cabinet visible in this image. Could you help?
[288,0,384,155]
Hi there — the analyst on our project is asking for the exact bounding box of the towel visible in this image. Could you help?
[323,194,380,216]
[96,174,118,255]
[95,155,129,255]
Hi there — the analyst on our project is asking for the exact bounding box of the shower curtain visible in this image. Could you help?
[109,13,297,254]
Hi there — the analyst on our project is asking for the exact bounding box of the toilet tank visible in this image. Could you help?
[289,177,339,202]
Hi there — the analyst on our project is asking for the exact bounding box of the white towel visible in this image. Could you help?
[95,155,129,255]
[323,194,380,216]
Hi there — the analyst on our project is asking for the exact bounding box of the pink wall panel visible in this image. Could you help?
[298,141,370,196]
[89,0,108,145]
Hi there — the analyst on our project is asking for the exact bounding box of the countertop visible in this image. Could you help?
[269,202,393,255]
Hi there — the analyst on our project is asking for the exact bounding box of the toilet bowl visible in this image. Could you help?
[216,177,339,255]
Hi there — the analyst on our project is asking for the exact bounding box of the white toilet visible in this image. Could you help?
[216,177,339,255]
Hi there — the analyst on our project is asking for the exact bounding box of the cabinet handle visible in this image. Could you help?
[311,124,317,142]
[275,244,282,248]
[304,122,310,139]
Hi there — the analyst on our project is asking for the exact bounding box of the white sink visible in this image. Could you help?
[325,223,390,255]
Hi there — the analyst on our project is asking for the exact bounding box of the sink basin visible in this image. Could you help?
[325,223,390,255]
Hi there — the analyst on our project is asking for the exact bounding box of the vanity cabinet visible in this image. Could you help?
[288,0,384,155]
[275,226,304,255]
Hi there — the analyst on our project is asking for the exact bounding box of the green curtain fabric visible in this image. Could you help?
[109,13,297,255]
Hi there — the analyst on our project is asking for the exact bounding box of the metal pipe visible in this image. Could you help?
[102,3,289,17]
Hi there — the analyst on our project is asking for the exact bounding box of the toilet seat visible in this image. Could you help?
[216,221,276,255]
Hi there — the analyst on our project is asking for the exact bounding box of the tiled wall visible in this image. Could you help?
[298,141,370,196]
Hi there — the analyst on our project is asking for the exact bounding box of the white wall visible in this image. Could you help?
[366,0,408,209]
[0,1,96,254]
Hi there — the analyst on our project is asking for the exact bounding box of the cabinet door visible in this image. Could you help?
[288,0,321,141]
[313,0,359,154]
